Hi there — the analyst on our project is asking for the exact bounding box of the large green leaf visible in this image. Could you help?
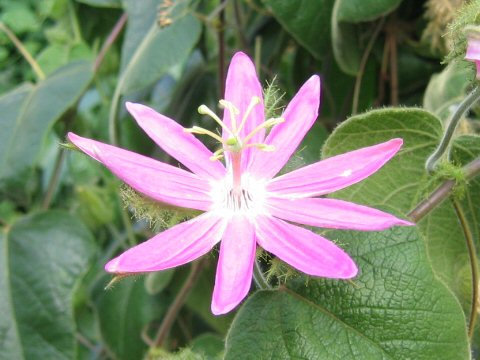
[320,108,478,309]
[322,108,442,210]
[225,227,469,359]
[0,61,93,189]
[335,0,402,23]
[0,211,96,360]
[261,0,335,58]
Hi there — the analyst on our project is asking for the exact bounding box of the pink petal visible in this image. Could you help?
[105,213,225,273]
[267,138,403,198]
[255,215,357,278]
[211,215,256,315]
[466,37,480,61]
[249,75,320,179]
[223,52,265,171]
[68,132,212,211]
[266,197,413,231]
[126,102,226,180]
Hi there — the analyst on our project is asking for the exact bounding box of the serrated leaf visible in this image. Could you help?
[320,107,478,310]
[336,0,402,23]
[225,227,469,359]
[0,61,93,192]
[0,211,96,360]
[261,0,334,58]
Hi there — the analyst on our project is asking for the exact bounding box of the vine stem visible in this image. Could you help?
[253,258,271,289]
[153,260,205,348]
[0,22,45,81]
[426,86,480,173]
[94,13,128,73]
[408,157,480,222]
[452,199,478,339]
[352,17,385,115]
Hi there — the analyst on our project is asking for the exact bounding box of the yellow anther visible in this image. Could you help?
[184,126,225,144]
[198,104,234,137]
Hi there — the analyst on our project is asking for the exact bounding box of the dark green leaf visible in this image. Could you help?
[261,0,334,58]
[0,211,96,360]
[75,0,121,8]
[225,227,469,359]
[331,1,362,75]
[96,276,165,360]
[336,0,402,23]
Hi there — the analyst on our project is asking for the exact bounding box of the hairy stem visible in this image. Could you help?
[408,157,480,222]
[0,22,45,81]
[426,86,480,173]
[452,199,478,339]
[153,260,205,348]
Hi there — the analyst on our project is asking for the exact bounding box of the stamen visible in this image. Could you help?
[243,117,285,144]
[209,148,225,161]
[237,96,261,134]
[198,105,234,137]
[184,126,225,144]
[219,100,240,133]
[245,143,276,152]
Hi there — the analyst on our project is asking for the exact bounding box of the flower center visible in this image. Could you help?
[210,173,266,218]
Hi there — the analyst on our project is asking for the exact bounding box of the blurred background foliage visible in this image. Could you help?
[1,0,480,359]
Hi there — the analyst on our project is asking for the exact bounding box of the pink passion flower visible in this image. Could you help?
[68,52,412,315]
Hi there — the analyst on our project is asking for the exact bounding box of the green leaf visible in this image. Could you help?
[331,0,362,75]
[321,108,479,310]
[118,2,201,94]
[145,268,175,295]
[0,211,96,360]
[96,276,165,360]
[225,227,469,359]
[322,107,442,211]
[120,0,162,71]
[423,61,473,120]
[74,0,121,7]
[0,60,93,192]
[261,0,335,58]
[336,0,402,23]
